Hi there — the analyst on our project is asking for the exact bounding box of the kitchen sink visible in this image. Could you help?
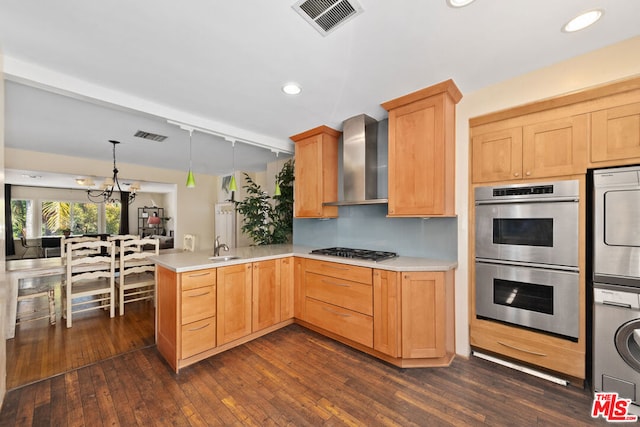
[208,255,240,262]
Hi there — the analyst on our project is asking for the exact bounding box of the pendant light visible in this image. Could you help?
[186,129,196,188]
[229,141,237,191]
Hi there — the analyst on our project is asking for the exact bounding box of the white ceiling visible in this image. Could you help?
[1,1,639,190]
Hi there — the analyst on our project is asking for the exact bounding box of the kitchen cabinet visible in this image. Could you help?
[217,263,252,345]
[471,115,588,183]
[293,257,306,320]
[156,266,217,372]
[252,259,280,332]
[591,101,640,164]
[373,269,454,362]
[302,259,373,347]
[372,269,400,358]
[381,79,461,217]
[401,271,452,359]
[279,257,295,321]
[290,126,340,218]
[470,320,585,379]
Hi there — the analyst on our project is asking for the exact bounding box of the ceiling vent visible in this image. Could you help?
[292,0,364,36]
[134,130,167,142]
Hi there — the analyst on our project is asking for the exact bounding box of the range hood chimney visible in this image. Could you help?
[325,114,387,206]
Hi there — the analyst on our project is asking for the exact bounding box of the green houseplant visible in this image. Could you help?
[234,159,294,245]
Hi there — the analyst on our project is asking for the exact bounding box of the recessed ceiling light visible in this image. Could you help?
[446,0,475,8]
[563,9,603,33]
[282,83,302,95]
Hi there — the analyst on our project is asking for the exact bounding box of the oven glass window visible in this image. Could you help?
[493,278,553,315]
[493,218,553,247]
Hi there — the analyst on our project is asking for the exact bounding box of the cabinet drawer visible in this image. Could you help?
[305,298,373,347]
[305,259,372,284]
[181,317,216,359]
[470,325,584,379]
[306,272,372,315]
[181,268,216,291]
[181,285,216,325]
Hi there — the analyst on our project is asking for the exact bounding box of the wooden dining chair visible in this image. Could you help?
[107,234,141,256]
[60,236,100,258]
[115,237,159,315]
[62,240,116,328]
[16,278,56,326]
[19,229,43,258]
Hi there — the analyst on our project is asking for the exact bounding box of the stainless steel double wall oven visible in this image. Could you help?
[475,179,580,340]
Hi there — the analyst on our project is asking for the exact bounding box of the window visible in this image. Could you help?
[11,199,34,238]
[41,201,121,236]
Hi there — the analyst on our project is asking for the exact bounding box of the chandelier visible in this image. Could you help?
[87,140,138,204]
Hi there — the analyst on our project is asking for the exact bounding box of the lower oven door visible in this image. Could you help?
[475,261,579,340]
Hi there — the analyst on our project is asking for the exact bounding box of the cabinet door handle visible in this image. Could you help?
[513,172,520,177]
[187,272,210,278]
[321,264,349,271]
[498,341,547,357]
[322,279,350,287]
[188,291,211,297]
[187,323,211,331]
[323,307,351,317]
[525,171,531,176]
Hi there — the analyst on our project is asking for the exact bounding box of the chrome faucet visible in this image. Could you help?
[214,236,230,257]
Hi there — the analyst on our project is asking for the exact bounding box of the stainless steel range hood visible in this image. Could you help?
[324,114,388,206]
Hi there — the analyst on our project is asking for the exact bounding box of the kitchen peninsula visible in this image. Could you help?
[152,245,456,372]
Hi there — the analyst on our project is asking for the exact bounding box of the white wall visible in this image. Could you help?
[454,36,640,356]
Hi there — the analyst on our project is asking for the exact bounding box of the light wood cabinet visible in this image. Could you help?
[302,259,373,347]
[470,320,585,379]
[373,269,454,362]
[373,269,400,358]
[252,259,280,332]
[279,257,295,321]
[382,79,461,217]
[401,271,450,359]
[591,101,640,164]
[217,263,252,345]
[471,115,588,183]
[290,126,340,218]
[156,266,217,372]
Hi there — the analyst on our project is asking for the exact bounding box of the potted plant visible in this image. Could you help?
[234,159,294,245]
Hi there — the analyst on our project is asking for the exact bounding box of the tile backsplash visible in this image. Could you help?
[293,204,457,261]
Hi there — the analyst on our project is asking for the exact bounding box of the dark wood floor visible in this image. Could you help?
[1,322,608,426]
[6,276,155,390]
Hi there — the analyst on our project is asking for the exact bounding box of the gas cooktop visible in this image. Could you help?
[310,247,398,262]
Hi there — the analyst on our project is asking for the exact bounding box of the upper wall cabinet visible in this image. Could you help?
[382,79,462,217]
[471,115,588,183]
[591,101,640,164]
[290,126,340,218]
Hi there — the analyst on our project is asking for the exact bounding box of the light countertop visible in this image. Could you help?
[150,244,457,273]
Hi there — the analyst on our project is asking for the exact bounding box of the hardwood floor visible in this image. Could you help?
[6,275,155,390]
[2,323,608,426]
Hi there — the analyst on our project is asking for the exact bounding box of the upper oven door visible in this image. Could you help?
[475,200,579,267]
[594,167,640,283]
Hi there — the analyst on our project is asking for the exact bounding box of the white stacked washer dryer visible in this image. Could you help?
[593,165,640,410]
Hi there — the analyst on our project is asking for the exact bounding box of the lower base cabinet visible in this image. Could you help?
[156,257,455,372]
[300,259,456,368]
[373,269,455,365]
[157,266,218,372]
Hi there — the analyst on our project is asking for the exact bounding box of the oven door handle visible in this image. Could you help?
[475,197,579,206]
[475,258,579,273]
